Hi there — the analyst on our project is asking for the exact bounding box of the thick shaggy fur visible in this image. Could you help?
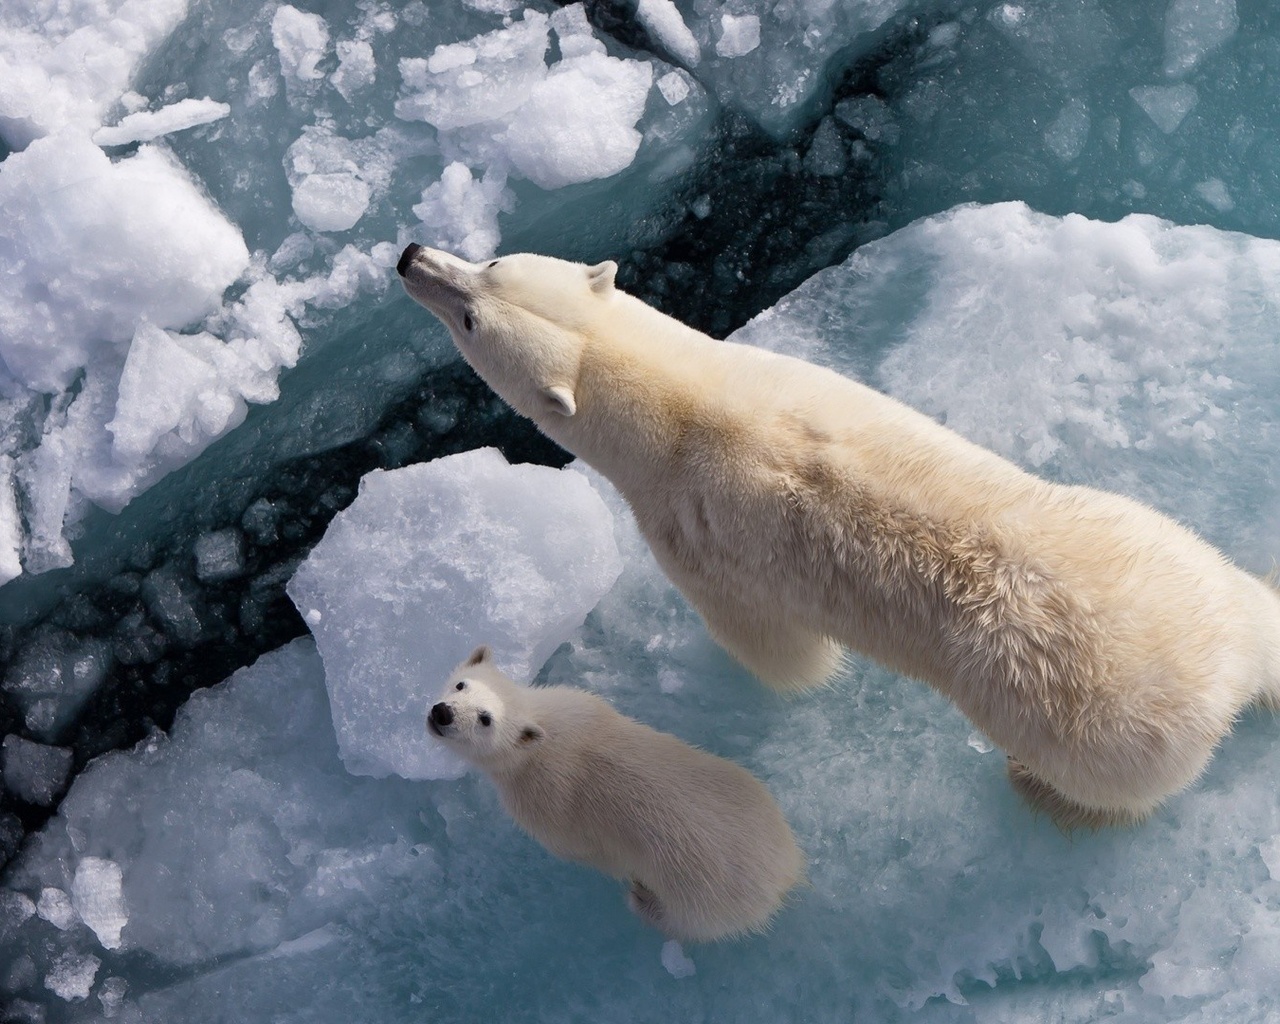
[400,246,1280,829]
[428,647,804,942]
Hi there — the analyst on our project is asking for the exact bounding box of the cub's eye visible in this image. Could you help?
[463,313,474,332]
[478,712,492,727]
[455,681,465,691]
[488,260,499,268]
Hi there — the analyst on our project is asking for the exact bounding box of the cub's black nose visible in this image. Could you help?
[397,243,422,277]
[430,702,454,728]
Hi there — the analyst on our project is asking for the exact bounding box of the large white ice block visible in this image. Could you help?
[288,448,623,780]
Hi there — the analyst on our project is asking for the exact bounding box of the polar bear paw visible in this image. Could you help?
[1006,756,1141,832]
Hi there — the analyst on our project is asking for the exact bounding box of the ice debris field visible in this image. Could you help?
[1,0,1280,1021]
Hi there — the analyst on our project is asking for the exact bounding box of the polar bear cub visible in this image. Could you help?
[428,646,804,942]
[398,244,1280,832]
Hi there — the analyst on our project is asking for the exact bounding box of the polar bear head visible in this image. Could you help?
[427,645,544,771]
[397,244,617,424]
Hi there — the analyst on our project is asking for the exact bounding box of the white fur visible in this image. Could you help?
[428,647,804,941]
[401,246,1280,829]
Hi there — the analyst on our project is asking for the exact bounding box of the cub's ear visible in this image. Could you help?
[587,260,617,294]
[541,384,577,417]
[518,724,544,745]
[464,645,493,667]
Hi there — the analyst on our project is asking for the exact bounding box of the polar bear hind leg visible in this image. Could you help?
[1006,757,1145,832]
[697,603,846,692]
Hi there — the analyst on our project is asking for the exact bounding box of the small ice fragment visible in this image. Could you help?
[194,528,247,583]
[1043,99,1090,163]
[966,731,994,754]
[37,887,77,930]
[658,669,684,693]
[716,14,761,58]
[71,857,128,950]
[0,889,36,931]
[661,939,696,978]
[92,98,230,146]
[99,976,129,1018]
[305,609,323,625]
[805,117,847,177]
[1164,0,1238,77]
[690,195,712,219]
[1,735,73,805]
[44,951,101,1001]
[657,71,691,106]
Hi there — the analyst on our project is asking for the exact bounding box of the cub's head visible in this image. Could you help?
[427,645,544,771]
[397,245,617,424]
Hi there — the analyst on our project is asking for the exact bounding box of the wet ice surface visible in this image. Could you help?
[4,202,1280,1022]
[4,0,1280,1020]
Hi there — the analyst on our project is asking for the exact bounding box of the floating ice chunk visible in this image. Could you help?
[71,858,127,950]
[141,564,208,646]
[833,95,899,144]
[37,888,76,930]
[396,12,550,131]
[637,0,701,67]
[1,736,73,806]
[413,162,513,262]
[44,951,100,1001]
[332,39,376,101]
[0,0,188,146]
[715,13,761,58]
[1164,0,1238,78]
[1260,836,1280,879]
[288,448,623,780]
[272,6,330,86]
[1130,83,1198,134]
[92,97,230,146]
[0,134,250,394]
[657,71,692,106]
[291,172,372,232]
[0,889,36,934]
[194,528,247,583]
[966,732,994,754]
[107,323,250,464]
[661,939,696,978]
[505,50,653,189]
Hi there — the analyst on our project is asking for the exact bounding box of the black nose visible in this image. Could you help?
[430,702,453,727]
[397,243,422,277]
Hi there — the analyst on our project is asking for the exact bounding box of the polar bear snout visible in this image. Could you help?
[397,243,421,277]
[428,701,454,736]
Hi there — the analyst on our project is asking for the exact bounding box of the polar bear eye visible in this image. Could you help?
[488,260,499,268]
[478,712,492,727]
[455,681,465,691]
[463,313,474,332]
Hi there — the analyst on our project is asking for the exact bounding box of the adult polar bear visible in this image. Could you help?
[397,243,1280,829]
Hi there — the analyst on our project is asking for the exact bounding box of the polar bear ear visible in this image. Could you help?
[587,260,617,294]
[540,384,577,417]
[464,645,492,667]
[518,724,544,745]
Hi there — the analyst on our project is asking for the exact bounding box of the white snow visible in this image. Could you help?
[287,448,623,780]
[92,97,230,146]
